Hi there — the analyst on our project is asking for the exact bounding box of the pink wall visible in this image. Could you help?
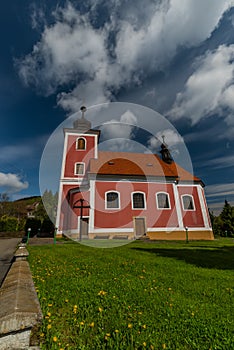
[94,181,179,229]
[178,186,204,227]
[64,134,96,178]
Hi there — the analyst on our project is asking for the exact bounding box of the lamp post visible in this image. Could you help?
[185,226,189,244]
[73,198,90,241]
[27,228,31,244]
[54,227,57,245]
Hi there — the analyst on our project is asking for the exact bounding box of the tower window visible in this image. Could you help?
[182,195,195,210]
[76,137,86,150]
[74,162,85,175]
[132,192,146,209]
[106,191,120,209]
[156,192,170,209]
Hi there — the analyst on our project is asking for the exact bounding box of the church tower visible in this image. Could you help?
[56,106,100,236]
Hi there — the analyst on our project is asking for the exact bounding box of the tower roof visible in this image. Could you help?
[73,106,91,132]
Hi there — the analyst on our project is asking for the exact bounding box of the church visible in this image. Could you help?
[56,107,214,241]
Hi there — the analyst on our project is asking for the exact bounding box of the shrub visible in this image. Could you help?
[25,218,41,236]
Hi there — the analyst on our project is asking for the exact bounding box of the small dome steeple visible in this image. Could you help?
[160,135,174,164]
[73,105,91,132]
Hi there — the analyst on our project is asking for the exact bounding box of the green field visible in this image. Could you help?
[28,239,234,350]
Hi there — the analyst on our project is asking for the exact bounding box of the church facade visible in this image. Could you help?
[56,109,214,241]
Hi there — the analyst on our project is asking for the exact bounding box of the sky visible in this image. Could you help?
[1,0,234,215]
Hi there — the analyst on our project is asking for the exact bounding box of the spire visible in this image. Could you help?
[73,105,91,132]
[160,136,174,164]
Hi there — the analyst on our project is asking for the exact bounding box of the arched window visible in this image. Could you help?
[156,192,170,209]
[106,191,120,209]
[74,162,85,175]
[132,192,146,209]
[76,137,86,150]
[182,195,195,210]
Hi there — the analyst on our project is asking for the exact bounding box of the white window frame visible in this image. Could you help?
[105,191,120,210]
[74,162,85,176]
[76,137,86,150]
[181,194,195,211]
[131,191,146,210]
[156,192,171,210]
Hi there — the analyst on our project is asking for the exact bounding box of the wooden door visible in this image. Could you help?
[134,217,146,238]
[80,217,89,238]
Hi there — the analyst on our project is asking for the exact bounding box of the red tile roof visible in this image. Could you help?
[89,151,201,184]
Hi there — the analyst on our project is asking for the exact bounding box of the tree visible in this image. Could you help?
[211,200,234,237]
[0,193,9,202]
[220,200,234,236]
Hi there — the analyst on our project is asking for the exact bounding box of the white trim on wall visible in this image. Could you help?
[131,191,147,210]
[197,186,210,228]
[172,184,183,228]
[105,191,121,210]
[89,180,95,231]
[156,191,171,210]
[181,194,196,211]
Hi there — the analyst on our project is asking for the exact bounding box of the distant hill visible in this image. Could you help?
[14,196,41,203]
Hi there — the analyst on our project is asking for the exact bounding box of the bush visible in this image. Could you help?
[25,218,41,236]
[40,218,55,237]
[0,216,18,232]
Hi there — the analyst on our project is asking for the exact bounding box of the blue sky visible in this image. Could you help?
[1,0,234,214]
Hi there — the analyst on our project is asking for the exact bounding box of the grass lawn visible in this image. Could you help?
[28,238,234,350]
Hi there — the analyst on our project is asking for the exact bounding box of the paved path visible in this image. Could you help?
[0,238,21,286]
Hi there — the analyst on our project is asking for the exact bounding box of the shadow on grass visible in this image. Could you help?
[132,246,234,270]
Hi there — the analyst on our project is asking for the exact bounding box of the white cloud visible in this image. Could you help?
[169,44,234,128]
[16,1,234,113]
[206,155,234,169]
[100,110,137,140]
[205,183,234,197]
[0,173,28,193]
[116,0,234,74]
[148,128,184,152]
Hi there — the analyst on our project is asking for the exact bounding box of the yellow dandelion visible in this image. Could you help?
[115,329,119,333]
[47,312,51,317]
[89,322,95,327]
[47,324,52,330]
[150,345,154,350]
[168,288,172,291]
[191,312,195,317]
[128,323,132,329]
[98,290,107,296]
[162,344,166,349]
[143,342,147,347]
[74,305,78,309]
[98,307,103,312]
[142,324,147,329]
[48,303,53,307]
[65,299,69,303]
[40,333,44,337]
[80,321,84,326]
[53,336,58,342]
[138,311,143,315]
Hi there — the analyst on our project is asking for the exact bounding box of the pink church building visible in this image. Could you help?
[56,108,214,241]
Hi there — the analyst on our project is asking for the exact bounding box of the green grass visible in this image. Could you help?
[28,238,234,350]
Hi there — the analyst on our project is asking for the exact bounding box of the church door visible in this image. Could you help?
[134,217,146,238]
[79,217,89,239]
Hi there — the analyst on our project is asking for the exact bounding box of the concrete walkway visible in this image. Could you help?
[0,238,21,287]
